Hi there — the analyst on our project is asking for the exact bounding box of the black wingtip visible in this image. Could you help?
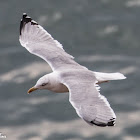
[90,118,116,127]
[20,13,38,35]
[23,13,27,18]
[90,121,107,127]
[107,118,116,126]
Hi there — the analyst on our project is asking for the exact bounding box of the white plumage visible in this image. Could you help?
[19,13,126,127]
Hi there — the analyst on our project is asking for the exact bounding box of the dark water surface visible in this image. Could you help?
[0,0,139,140]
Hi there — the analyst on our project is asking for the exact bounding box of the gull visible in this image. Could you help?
[19,13,126,127]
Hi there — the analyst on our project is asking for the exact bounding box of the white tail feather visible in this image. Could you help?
[94,72,126,83]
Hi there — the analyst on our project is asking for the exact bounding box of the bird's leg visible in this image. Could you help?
[97,80,109,84]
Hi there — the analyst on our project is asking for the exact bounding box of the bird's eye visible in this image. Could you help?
[42,83,47,86]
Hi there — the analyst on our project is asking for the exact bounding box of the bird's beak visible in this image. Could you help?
[28,87,38,94]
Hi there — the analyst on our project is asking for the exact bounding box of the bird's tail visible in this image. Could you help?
[94,72,126,83]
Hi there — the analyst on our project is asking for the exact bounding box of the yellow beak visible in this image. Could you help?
[28,87,38,94]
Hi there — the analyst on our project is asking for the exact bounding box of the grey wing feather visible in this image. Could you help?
[19,13,82,71]
[60,70,116,127]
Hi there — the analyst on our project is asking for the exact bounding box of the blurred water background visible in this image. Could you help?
[0,0,140,140]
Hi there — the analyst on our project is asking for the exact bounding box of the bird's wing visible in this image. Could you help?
[60,70,116,127]
[19,13,84,71]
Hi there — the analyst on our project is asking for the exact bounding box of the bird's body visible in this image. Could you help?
[19,13,126,127]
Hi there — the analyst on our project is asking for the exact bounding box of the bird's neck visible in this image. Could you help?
[46,72,69,93]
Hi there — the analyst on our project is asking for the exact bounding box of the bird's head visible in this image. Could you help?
[28,75,49,94]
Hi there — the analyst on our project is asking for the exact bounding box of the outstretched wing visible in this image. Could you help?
[19,13,82,71]
[60,70,116,127]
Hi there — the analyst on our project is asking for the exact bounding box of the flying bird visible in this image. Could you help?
[19,13,126,127]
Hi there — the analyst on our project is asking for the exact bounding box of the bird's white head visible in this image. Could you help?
[28,75,49,94]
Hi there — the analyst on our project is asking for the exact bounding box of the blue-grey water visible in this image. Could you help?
[0,0,139,140]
